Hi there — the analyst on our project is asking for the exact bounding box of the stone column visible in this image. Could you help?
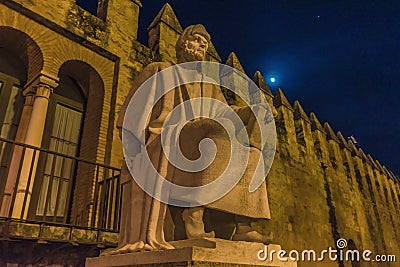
[0,92,35,217]
[10,74,57,219]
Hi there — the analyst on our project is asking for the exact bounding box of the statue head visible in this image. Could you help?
[176,24,211,63]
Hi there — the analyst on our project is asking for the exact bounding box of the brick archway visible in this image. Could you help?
[0,26,43,85]
[56,60,105,225]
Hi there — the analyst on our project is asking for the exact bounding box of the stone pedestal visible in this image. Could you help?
[86,238,297,267]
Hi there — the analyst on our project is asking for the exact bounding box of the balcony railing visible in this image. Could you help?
[0,137,121,233]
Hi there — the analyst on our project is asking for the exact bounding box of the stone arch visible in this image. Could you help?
[44,36,116,165]
[0,8,113,84]
[0,7,69,82]
[0,26,45,219]
[57,60,104,161]
[56,60,105,225]
[0,26,43,84]
[58,60,103,97]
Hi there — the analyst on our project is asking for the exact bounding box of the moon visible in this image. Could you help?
[270,77,276,83]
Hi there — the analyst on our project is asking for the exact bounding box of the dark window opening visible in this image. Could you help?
[76,0,98,15]
[75,0,108,20]
[55,74,85,104]
[0,72,23,202]
[0,73,23,141]
[29,76,86,222]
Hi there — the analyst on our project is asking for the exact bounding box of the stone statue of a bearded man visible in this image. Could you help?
[113,24,275,254]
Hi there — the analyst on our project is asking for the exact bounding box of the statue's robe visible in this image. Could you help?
[116,62,270,249]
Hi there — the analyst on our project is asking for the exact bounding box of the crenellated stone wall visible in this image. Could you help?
[140,7,399,266]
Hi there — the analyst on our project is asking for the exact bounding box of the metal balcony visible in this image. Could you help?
[0,137,121,245]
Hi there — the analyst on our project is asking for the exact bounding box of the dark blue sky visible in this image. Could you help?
[80,0,399,174]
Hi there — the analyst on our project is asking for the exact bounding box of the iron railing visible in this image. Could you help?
[0,137,121,232]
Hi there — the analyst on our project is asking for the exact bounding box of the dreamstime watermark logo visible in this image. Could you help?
[336,238,347,249]
[122,61,276,207]
[257,238,397,263]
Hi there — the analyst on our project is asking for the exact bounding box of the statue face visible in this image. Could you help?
[183,33,209,61]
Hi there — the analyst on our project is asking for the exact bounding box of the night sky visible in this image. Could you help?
[81,0,399,174]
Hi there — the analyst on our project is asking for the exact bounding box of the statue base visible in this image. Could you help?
[86,238,297,267]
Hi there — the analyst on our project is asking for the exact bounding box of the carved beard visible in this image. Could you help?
[183,44,206,61]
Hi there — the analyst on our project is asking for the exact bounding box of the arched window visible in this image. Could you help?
[0,73,23,142]
[31,74,86,220]
[0,46,26,201]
